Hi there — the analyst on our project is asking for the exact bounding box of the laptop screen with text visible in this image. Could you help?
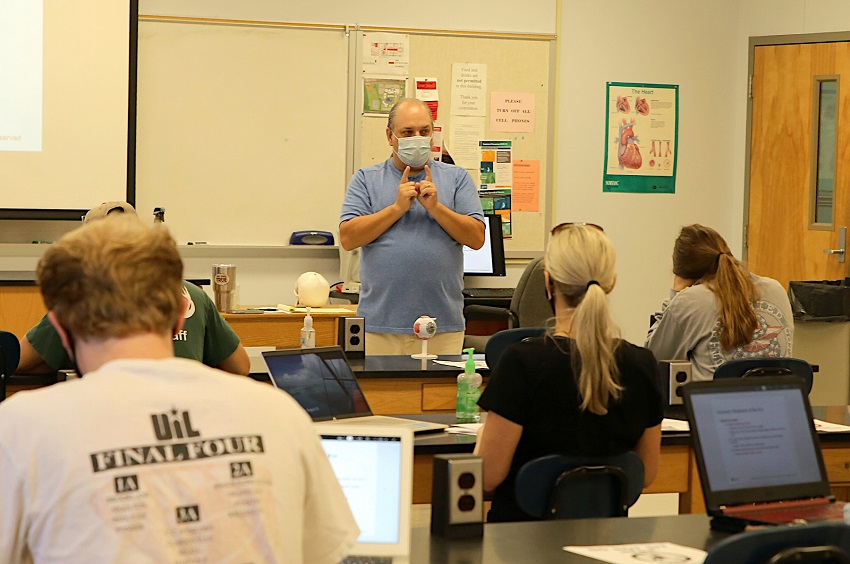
[685,377,829,509]
[321,433,403,544]
[317,425,413,559]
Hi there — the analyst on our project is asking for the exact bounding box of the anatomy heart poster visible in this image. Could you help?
[603,82,678,193]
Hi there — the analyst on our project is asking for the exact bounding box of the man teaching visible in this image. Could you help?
[340,98,485,355]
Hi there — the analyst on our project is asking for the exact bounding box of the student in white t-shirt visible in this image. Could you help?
[0,216,358,564]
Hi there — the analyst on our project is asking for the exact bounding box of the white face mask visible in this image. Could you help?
[393,134,432,168]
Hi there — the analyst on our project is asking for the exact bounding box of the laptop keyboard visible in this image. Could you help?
[732,501,844,524]
[341,557,392,564]
[462,287,514,299]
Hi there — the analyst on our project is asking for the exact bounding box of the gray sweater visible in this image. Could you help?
[645,275,794,381]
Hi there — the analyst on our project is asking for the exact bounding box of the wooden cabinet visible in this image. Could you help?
[0,285,45,339]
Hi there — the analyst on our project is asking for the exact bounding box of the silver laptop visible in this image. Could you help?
[262,347,447,434]
[317,425,413,563]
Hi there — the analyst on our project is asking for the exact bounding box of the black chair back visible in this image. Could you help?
[484,327,546,372]
[714,357,814,394]
[514,452,644,520]
[704,522,850,564]
[0,331,21,402]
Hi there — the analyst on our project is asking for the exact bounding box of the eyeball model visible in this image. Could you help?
[294,272,330,307]
[413,316,437,340]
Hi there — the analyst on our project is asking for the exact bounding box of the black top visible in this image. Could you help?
[478,336,664,522]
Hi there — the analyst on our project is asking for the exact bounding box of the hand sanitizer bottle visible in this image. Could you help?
[300,307,316,349]
[456,347,482,423]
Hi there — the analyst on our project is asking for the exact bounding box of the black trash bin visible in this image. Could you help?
[788,279,850,322]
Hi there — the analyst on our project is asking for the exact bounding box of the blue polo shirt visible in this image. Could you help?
[340,159,484,334]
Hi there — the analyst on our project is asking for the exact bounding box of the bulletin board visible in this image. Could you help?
[358,32,553,254]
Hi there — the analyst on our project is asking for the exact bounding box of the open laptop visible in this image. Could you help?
[317,425,412,563]
[262,347,447,434]
[683,376,846,532]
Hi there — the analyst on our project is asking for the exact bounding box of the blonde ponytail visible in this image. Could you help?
[546,225,622,415]
[570,282,622,415]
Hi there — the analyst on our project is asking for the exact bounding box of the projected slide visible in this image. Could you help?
[0,0,42,152]
[0,0,131,213]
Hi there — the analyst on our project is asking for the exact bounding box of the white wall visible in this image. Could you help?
[558,0,741,343]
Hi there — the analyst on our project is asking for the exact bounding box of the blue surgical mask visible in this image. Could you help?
[393,134,432,168]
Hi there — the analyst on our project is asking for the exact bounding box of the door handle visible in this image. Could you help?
[824,226,847,263]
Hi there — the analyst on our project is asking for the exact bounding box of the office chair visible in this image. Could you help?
[704,522,850,564]
[514,451,644,520]
[0,330,21,403]
[463,256,550,353]
[714,357,814,394]
[484,327,546,372]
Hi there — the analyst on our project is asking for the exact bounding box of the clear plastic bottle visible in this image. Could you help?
[456,347,482,423]
[300,307,316,349]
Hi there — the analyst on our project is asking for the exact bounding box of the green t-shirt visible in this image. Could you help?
[27,281,240,370]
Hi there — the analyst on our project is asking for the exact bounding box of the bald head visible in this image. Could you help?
[387,98,433,132]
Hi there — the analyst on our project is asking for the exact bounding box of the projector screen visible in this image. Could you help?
[0,0,137,219]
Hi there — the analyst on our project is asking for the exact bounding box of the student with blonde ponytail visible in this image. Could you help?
[475,223,663,522]
[646,224,793,381]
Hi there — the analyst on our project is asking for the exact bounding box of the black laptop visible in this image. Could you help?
[683,376,845,532]
[262,346,447,435]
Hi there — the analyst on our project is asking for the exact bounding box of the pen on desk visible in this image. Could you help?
[187,241,208,245]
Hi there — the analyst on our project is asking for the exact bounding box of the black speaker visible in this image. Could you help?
[430,454,484,539]
[338,316,365,359]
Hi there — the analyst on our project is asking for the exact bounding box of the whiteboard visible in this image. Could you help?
[135,20,350,245]
[0,0,133,218]
[134,18,553,251]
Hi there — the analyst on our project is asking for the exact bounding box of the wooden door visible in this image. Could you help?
[748,42,850,287]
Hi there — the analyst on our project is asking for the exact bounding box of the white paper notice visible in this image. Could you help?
[449,116,486,170]
[662,418,690,432]
[361,32,409,75]
[0,0,43,151]
[431,125,443,161]
[814,418,850,433]
[415,77,439,121]
[490,92,535,133]
[451,63,487,116]
[564,542,707,564]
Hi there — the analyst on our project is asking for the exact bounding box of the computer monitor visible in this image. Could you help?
[463,214,506,276]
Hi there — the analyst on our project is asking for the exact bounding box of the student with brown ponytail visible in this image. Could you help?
[646,224,794,381]
[475,223,663,522]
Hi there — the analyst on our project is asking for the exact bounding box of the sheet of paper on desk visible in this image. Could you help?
[564,542,706,564]
[661,418,690,432]
[814,418,850,433]
[446,423,482,435]
[433,360,489,370]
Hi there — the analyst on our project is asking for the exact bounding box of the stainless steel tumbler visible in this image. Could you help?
[212,264,237,312]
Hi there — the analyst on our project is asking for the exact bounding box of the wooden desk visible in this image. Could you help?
[410,410,850,515]
[352,355,489,415]
[410,513,725,563]
[0,282,43,339]
[0,277,210,341]
[409,414,696,509]
[221,306,356,348]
